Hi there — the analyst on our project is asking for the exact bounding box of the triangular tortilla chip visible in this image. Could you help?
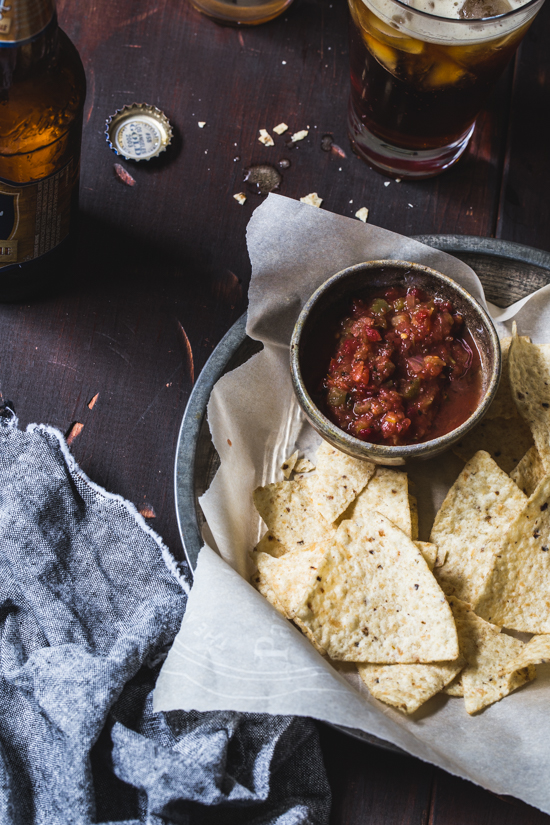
[252,544,331,654]
[253,544,327,613]
[510,634,550,668]
[358,657,465,714]
[448,598,547,714]
[452,416,534,474]
[510,446,545,497]
[253,479,335,550]
[475,476,550,633]
[431,451,527,606]
[252,560,286,615]
[304,441,375,523]
[293,514,459,663]
[509,335,550,473]
[485,336,530,420]
[343,466,411,537]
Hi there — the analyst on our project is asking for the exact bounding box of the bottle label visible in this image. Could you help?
[0,0,54,46]
[0,159,77,268]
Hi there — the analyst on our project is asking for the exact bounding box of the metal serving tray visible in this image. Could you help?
[174,234,550,753]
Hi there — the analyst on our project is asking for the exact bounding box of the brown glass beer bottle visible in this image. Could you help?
[0,0,86,301]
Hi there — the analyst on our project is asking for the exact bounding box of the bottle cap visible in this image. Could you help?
[105,104,173,162]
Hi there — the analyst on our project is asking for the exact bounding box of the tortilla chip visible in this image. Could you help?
[486,336,530,420]
[409,494,419,540]
[254,544,328,618]
[344,467,411,537]
[434,546,447,569]
[358,656,464,713]
[304,441,375,523]
[254,531,288,558]
[452,416,534,474]
[281,450,299,479]
[510,446,546,498]
[509,336,550,473]
[475,476,550,633]
[253,479,335,550]
[295,457,315,474]
[510,633,550,667]
[415,541,437,570]
[431,451,527,606]
[253,569,285,614]
[253,547,329,654]
[448,597,541,714]
[443,674,464,696]
[293,514,459,663]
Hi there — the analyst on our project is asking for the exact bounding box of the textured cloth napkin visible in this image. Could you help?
[0,403,330,824]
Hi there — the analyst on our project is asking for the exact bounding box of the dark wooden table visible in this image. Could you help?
[2,0,550,820]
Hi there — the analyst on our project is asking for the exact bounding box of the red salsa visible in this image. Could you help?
[322,286,482,446]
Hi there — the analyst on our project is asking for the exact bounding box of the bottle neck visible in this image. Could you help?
[0,0,58,93]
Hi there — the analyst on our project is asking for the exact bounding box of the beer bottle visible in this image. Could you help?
[0,0,86,301]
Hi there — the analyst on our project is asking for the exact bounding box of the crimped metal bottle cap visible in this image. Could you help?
[105,104,172,162]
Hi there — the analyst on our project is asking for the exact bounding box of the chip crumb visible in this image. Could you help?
[384,181,391,187]
[198,121,206,128]
[273,122,288,135]
[113,163,136,187]
[233,192,247,206]
[355,207,369,223]
[139,504,156,519]
[66,422,84,446]
[331,144,347,159]
[395,177,402,182]
[258,129,274,147]
[87,393,99,410]
[291,129,309,142]
[295,457,315,474]
[281,450,299,479]
[300,193,323,208]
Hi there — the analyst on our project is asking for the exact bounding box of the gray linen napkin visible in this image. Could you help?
[0,403,330,824]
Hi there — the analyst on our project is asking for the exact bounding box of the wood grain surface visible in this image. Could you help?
[1,0,549,819]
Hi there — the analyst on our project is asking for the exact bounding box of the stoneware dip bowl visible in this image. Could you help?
[289,260,501,466]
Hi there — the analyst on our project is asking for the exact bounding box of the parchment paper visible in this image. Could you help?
[155,194,550,813]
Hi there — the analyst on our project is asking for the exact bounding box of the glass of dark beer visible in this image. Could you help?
[348,0,545,178]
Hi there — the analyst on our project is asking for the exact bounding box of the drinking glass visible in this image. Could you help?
[347,0,545,178]
[190,0,293,25]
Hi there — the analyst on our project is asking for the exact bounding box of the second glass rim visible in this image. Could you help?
[364,0,544,27]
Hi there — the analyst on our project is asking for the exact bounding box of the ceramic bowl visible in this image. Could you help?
[289,260,501,466]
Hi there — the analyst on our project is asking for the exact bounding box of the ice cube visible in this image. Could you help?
[458,0,512,17]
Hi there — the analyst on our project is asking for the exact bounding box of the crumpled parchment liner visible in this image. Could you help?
[155,194,550,814]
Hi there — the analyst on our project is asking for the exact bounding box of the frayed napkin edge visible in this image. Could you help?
[21,421,191,596]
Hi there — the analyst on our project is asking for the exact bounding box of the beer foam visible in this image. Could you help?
[405,0,528,19]
[361,0,538,42]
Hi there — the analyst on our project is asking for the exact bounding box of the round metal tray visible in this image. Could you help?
[174,234,550,753]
